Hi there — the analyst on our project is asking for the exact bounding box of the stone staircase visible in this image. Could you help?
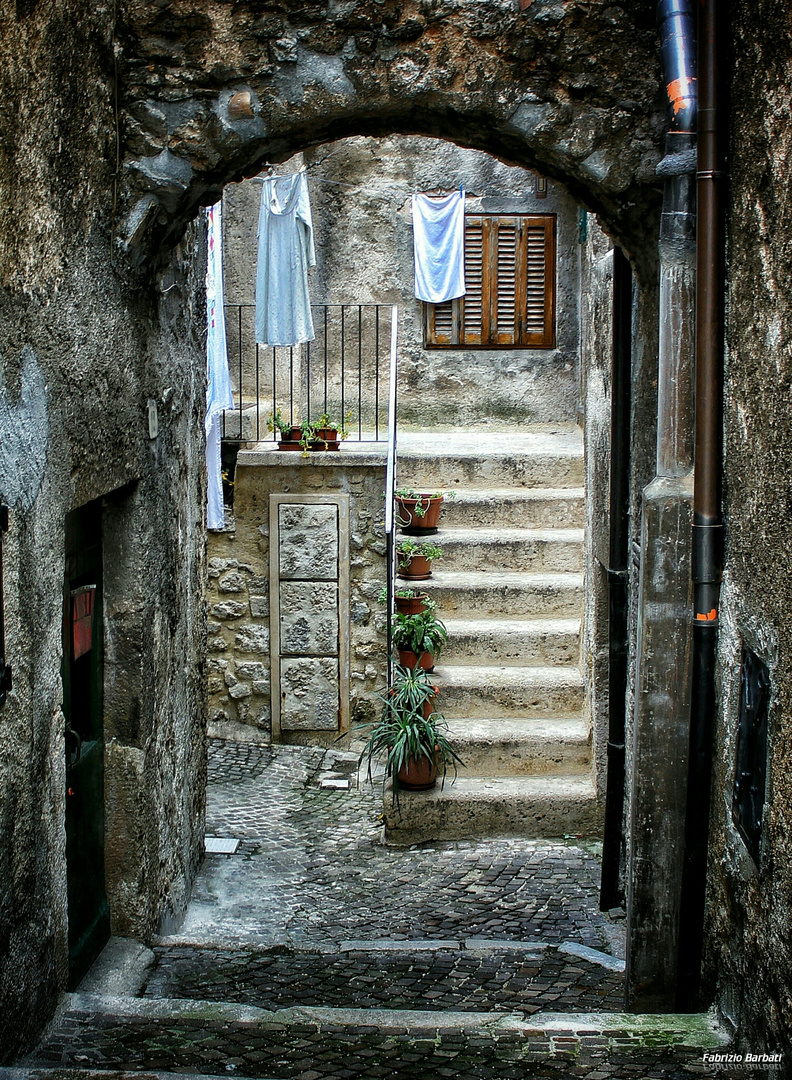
[384,430,601,844]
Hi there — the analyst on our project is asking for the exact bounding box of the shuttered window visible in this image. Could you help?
[424,214,556,349]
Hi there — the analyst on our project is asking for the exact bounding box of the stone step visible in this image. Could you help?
[439,487,585,528]
[397,433,584,490]
[15,993,729,1079]
[383,774,601,844]
[446,717,591,776]
[398,452,584,491]
[432,665,585,718]
[441,618,580,666]
[424,527,584,573]
[423,571,584,618]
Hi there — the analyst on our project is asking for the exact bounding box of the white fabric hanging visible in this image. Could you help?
[255,170,316,346]
[411,189,466,303]
[205,201,234,532]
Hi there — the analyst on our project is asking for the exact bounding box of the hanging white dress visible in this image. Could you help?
[412,189,466,303]
[255,171,316,346]
[205,200,233,531]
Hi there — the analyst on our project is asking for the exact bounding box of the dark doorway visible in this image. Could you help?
[63,499,110,989]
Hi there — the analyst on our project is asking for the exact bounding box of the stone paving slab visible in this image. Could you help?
[24,1000,735,1080]
[143,942,626,1014]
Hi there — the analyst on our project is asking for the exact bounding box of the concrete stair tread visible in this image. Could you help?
[432,526,585,542]
[441,617,581,634]
[431,774,595,797]
[397,429,583,456]
[447,717,589,739]
[383,773,601,843]
[444,486,585,502]
[434,664,584,687]
[426,570,583,589]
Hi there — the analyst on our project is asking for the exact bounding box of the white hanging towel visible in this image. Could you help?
[255,170,316,346]
[412,189,466,303]
[205,201,234,531]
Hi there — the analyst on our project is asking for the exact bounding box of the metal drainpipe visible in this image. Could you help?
[676,0,725,1010]
[599,247,632,912]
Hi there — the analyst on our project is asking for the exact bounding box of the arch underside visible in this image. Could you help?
[117,0,665,273]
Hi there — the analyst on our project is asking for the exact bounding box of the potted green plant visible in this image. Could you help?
[360,665,462,794]
[377,585,431,616]
[395,487,445,533]
[396,540,443,580]
[299,411,353,454]
[267,408,302,449]
[391,607,448,672]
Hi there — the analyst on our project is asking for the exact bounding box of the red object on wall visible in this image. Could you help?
[72,586,95,659]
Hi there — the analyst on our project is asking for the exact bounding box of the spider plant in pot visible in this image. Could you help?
[396,540,443,581]
[360,665,462,795]
[395,487,445,534]
[391,606,448,672]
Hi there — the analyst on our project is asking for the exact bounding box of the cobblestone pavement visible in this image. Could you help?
[27,1006,736,1080]
[144,942,625,1014]
[19,739,742,1079]
[183,739,623,953]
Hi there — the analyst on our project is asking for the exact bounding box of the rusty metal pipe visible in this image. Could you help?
[676,0,725,1010]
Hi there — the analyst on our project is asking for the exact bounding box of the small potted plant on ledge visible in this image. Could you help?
[360,665,462,795]
[395,488,445,534]
[391,607,448,672]
[300,411,353,454]
[396,540,443,581]
[268,408,303,449]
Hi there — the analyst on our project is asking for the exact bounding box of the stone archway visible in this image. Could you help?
[117,0,664,273]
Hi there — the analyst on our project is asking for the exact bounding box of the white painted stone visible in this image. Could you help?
[211,600,247,620]
[234,623,270,654]
[278,503,338,580]
[280,581,339,656]
[280,657,339,730]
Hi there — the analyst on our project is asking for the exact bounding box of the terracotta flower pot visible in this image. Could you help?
[396,494,443,534]
[397,553,433,580]
[277,426,303,450]
[394,592,429,616]
[397,751,438,791]
[397,648,435,673]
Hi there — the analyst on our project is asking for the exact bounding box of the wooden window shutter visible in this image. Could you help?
[424,213,555,349]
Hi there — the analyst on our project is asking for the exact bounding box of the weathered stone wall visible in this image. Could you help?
[703,0,792,1053]
[223,136,583,427]
[0,2,207,1059]
[114,0,666,273]
[207,453,387,743]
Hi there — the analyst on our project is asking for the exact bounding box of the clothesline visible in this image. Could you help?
[250,166,537,200]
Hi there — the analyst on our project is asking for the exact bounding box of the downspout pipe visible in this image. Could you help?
[599,246,632,912]
[676,0,725,1010]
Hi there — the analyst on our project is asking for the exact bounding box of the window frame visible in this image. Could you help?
[423,213,557,350]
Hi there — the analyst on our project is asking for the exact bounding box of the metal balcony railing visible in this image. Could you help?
[221,303,395,443]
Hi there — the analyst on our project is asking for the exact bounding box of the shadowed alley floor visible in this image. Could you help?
[8,739,735,1079]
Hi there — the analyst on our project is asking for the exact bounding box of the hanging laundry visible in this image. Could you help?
[205,200,234,531]
[255,170,316,346]
[411,188,466,303]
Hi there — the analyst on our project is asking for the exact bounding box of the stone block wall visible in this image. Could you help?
[207,451,388,744]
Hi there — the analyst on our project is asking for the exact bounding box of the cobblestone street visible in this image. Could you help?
[13,739,739,1079]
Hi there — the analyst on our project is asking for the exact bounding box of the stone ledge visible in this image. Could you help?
[238,444,387,468]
